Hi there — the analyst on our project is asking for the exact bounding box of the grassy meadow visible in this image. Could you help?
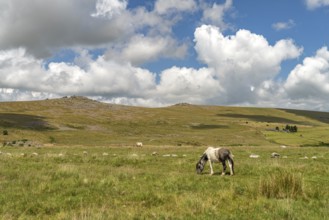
[0,145,328,219]
[0,97,329,219]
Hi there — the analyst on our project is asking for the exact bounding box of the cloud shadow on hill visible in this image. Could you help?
[279,109,329,124]
[217,113,302,124]
[190,124,229,129]
[0,113,54,130]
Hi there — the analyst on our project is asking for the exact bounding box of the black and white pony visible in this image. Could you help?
[196,147,234,176]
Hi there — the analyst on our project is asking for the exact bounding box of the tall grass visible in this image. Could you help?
[259,169,304,199]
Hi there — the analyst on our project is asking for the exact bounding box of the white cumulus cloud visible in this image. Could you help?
[285,47,329,100]
[0,0,133,58]
[194,25,303,104]
[0,48,45,89]
[272,19,295,31]
[0,0,183,59]
[156,66,221,104]
[91,0,127,18]
[305,0,329,9]
[155,0,197,14]
[0,48,157,99]
[201,0,233,29]
[105,35,188,65]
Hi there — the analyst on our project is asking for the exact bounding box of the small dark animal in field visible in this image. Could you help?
[196,147,234,176]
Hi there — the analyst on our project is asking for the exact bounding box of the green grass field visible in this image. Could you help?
[0,97,329,219]
[0,145,328,219]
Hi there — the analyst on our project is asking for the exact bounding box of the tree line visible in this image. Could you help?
[275,124,298,133]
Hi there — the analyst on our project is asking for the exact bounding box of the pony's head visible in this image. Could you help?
[196,154,208,174]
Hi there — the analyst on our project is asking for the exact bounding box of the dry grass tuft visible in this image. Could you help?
[259,169,304,199]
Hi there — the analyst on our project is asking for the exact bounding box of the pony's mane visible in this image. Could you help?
[201,153,208,161]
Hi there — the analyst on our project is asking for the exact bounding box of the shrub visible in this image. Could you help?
[49,136,56,143]
[259,170,304,199]
[3,130,8,135]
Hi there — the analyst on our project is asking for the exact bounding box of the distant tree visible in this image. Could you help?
[292,125,298,132]
[284,124,298,133]
[275,126,280,131]
[285,124,291,131]
[3,130,8,135]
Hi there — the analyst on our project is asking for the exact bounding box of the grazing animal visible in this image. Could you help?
[136,142,143,147]
[196,147,234,176]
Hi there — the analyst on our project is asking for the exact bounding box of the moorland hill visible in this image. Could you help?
[1,96,329,147]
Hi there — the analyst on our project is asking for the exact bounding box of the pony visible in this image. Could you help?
[196,147,234,175]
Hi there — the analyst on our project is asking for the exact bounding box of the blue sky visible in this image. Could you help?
[1,0,329,110]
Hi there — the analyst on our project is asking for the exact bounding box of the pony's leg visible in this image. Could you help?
[209,161,214,175]
[221,161,226,176]
[228,158,234,176]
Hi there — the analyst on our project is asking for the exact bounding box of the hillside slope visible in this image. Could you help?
[1,96,329,147]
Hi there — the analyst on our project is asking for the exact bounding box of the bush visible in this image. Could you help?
[3,130,8,135]
[259,170,304,199]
